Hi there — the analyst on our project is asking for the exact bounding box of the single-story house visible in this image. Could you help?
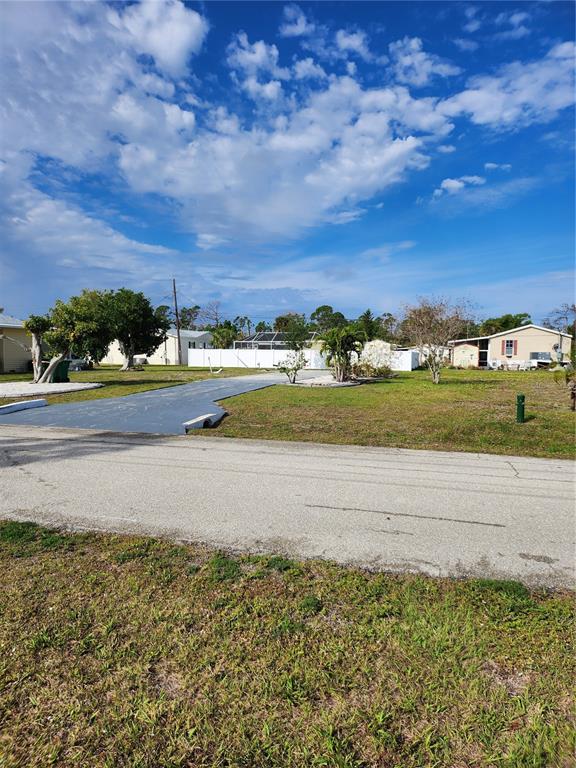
[102,329,213,366]
[0,313,31,373]
[449,324,572,368]
[234,331,320,350]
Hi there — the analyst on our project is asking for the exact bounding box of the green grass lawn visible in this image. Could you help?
[203,369,576,459]
[0,365,260,406]
[0,521,573,768]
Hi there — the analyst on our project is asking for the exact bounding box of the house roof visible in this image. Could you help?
[238,331,319,343]
[449,323,573,344]
[167,328,212,339]
[0,313,25,329]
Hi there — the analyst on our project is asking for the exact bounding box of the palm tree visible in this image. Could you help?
[321,326,364,382]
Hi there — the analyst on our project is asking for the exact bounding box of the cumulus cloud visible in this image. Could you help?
[432,175,538,212]
[440,43,576,128]
[108,0,209,77]
[389,37,461,87]
[279,4,315,38]
[463,6,482,34]
[227,32,290,100]
[433,175,485,197]
[493,10,531,41]
[1,0,574,302]
[335,29,373,62]
[453,38,479,52]
[293,57,327,80]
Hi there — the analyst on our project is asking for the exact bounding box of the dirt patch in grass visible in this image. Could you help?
[199,369,576,459]
[0,521,574,767]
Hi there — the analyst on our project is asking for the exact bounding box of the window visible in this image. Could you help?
[505,340,514,357]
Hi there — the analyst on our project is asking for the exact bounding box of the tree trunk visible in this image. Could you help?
[31,333,43,383]
[37,352,66,384]
[119,343,134,371]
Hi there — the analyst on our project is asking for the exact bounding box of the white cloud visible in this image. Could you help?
[227,32,290,100]
[440,43,576,128]
[433,175,485,197]
[438,144,456,154]
[484,162,512,171]
[335,30,373,62]
[389,37,461,87]
[293,57,327,80]
[107,0,209,77]
[359,241,416,260]
[453,38,479,52]
[279,4,315,38]
[432,175,538,211]
[463,6,482,34]
[493,10,531,41]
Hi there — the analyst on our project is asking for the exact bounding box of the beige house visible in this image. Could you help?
[0,314,31,373]
[101,329,213,366]
[450,324,572,368]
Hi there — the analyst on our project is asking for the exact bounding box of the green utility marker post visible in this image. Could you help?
[516,393,525,424]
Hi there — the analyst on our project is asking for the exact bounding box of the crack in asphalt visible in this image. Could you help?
[307,504,507,528]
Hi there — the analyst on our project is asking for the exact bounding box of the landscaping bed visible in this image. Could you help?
[204,369,576,459]
[0,521,574,767]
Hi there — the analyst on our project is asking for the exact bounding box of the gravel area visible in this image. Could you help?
[0,382,102,398]
[291,375,361,387]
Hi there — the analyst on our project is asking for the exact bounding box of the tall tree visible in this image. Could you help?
[284,315,309,351]
[309,305,347,333]
[544,303,576,336]
[402,297,472,384]
[199,300,222,328]
[255,320,271,333]
[478,313,531,336]
[378,312,399,342]
[108,289,170,371]
[180,305,201,330]
[273,312,305,332]
[355,309,380,341]
[234,315,253,337]
[37,290,114,383]
[23,314,51,383]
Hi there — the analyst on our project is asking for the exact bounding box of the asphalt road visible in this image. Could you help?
[0,372,307,434]
[0,425,574,588]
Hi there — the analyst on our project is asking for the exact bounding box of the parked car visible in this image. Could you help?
[67,357,90,371]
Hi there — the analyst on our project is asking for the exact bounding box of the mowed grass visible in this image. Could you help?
[204,369,576,459]
[0,365,260,406]
[0,521,574,768]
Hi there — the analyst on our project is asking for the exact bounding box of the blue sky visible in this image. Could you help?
[1,0,574,324]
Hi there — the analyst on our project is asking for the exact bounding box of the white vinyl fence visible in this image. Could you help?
[188,347,419,372]
[188,348,327,369]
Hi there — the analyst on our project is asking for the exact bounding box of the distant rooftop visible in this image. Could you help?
[0,313,24,328]
[168,328,212,338]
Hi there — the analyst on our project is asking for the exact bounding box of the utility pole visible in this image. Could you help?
[172,278,182,366]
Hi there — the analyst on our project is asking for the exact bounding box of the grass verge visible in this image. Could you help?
[0,520,574,767]
[0,366,260,406]
[201,369,576,459]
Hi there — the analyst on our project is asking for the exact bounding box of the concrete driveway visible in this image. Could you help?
[0,425,573,588]
[0,372,299,434]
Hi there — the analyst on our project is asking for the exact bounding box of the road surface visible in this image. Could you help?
[0,372,311,434]
[0,425,573,588]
